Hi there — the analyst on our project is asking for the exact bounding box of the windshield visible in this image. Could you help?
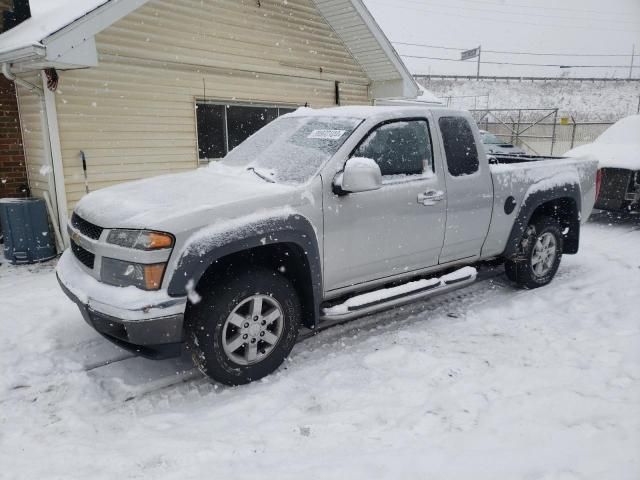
[481,132,503,144]
[217,115,362,184]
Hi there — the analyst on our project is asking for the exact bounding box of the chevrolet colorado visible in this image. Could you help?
[57,106,599,385]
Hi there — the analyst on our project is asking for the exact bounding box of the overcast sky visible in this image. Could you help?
[363,0,640,78]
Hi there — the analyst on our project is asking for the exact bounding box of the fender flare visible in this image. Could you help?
[503,182,582,258]
[168,214,322,324]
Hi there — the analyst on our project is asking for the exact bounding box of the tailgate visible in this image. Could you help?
[596,168,633,210]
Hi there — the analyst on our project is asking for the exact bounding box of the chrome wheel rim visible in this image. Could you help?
[531,232,557,278]
[222,294,284,366]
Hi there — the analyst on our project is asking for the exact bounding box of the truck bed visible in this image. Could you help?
[480,155,599,259]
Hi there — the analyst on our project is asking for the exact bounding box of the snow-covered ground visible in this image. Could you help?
[421,78,640,122]
[1,213,639,479]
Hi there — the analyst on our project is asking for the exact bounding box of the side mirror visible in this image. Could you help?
[333,157,382,195]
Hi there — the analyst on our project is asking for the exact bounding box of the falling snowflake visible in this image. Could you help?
[185,279,202,305]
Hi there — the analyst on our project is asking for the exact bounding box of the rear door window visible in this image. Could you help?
[352,120,432,176]
[439,116,480,176]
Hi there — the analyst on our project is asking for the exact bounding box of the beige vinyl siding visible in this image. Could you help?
[55,0,371,211]
[14,73,53,203]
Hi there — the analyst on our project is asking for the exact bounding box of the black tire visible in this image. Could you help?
[504,216,563,289]
[185,267,301,385]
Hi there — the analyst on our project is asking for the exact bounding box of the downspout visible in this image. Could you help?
[2,63,68,250]
[2,63,40,93]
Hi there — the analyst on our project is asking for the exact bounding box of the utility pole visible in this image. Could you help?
[630,44,636,79]
[477,45,481,80]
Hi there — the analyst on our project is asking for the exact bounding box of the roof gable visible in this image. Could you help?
[314,0,417,97]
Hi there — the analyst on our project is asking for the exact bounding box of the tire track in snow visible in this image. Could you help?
[11,263,584,411]
[120,266,557,411]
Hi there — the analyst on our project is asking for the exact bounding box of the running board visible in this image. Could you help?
[319,266,477,324]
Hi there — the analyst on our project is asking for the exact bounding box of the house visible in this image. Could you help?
[0,0,431,246]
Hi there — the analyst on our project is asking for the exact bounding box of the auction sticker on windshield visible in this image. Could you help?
[307,129,346,140]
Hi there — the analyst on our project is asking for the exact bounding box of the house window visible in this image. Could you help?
[196,103,296,161]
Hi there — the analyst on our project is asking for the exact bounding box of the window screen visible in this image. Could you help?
[438,116,479,176]
[196,104,296,160]
[353,120,432,176]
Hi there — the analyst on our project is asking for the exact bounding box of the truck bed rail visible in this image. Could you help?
[488,153,566,165]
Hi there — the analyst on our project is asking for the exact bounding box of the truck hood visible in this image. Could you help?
[74,166,294,230]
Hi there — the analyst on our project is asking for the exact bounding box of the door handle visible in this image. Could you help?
[417,190,444,206]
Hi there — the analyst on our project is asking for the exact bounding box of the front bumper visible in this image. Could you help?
[56,250,187,359]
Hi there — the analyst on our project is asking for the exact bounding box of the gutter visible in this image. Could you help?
[0,44,46,65]
[2,63,69,251]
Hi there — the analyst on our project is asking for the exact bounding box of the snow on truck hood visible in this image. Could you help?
[564,115,640,170]
[73,165,292,230]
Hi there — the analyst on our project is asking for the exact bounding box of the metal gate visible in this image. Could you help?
[470,108,559,155]
[469,108,614,156]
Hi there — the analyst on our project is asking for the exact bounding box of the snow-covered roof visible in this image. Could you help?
[0,0,418,98]
[594,114,640,145]
[0,0,149,69]
[416,85,442,104]
[374,84,443,106]
[564,115,640,170]
[0,0,108,55]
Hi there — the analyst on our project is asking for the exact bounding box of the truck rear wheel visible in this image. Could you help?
[505,216,563,289]
[186,267,301,385]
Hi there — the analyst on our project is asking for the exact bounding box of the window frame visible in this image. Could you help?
[348,117,436,182]
[195,99,299,162]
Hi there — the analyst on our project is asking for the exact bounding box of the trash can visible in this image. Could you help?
[0,197,56,264]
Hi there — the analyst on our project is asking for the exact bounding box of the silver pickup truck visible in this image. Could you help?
[57,106,598,385]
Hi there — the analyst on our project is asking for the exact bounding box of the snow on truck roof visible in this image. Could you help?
[286,105,458,120]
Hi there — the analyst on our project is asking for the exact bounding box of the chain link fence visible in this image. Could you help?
[470,108,614,156]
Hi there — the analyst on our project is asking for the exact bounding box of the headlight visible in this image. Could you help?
[106,229,174,250]
[101,258,167,290]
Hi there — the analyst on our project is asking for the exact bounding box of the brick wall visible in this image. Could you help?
[0,75,28,198]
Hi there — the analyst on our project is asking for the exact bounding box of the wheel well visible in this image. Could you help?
[194,243,317,329]
[529,197,580,254]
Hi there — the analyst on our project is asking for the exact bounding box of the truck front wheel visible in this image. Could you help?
[505,216,564,289]
[186,267,301,385]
